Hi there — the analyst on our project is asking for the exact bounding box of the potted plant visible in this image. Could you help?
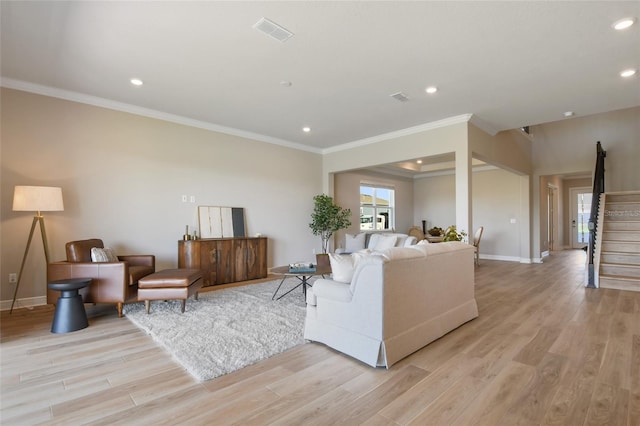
[443,225,467,242]
[309,194,351,264]
[426,226,444,243]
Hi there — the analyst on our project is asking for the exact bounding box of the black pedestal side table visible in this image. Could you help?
[48,278,91,333]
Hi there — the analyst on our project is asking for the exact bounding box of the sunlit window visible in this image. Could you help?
[360,184,395,231]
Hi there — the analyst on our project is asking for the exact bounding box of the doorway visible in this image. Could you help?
[547,185,559,251]
[570,187,592,249]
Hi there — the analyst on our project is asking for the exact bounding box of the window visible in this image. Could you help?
[360,184,395,231]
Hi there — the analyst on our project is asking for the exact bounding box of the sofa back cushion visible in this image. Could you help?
[344,233,366,252]
[368,233,398,251]
[66,239,104,262]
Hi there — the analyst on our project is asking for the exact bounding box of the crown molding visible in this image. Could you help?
[323,114,474,154]
[0,78,322,154]
[468,114,499,136]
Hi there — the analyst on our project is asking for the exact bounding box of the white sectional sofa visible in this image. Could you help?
[335,232,417,254]
[304,241,477,368]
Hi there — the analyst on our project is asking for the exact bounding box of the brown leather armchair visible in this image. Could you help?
[47,239,155,317]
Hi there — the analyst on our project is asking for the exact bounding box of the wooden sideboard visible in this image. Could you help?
[178,237,267,286]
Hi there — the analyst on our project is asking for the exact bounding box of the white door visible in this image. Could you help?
[570,187,592,249]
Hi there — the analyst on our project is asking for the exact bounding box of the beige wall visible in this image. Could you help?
[468,124,532,175]
[414,174,456,233]
[532,107,640,190]
[333,170,414,250]
[530,107,640,259]
[415,168,523,260]
[1,88,322,304]
[322,121,468,177]
[325,119,536,262]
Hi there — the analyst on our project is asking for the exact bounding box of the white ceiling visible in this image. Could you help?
[1,1,639,152]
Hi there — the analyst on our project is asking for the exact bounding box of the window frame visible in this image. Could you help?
[359,183,395,232]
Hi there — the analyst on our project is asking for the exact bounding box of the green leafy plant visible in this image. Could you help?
[427,226,444,236]
[443,225,467,242]
[309,194,352,254]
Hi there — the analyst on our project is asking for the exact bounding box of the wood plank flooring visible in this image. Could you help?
[2,250,639,425]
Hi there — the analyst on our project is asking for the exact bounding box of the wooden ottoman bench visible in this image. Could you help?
[137,269,203,314]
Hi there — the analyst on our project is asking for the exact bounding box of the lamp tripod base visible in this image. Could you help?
[10,215,50,314]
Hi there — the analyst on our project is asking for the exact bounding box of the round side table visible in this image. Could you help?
[48,278,91,333]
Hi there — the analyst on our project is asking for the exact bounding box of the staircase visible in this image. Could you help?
[597,191,640,291]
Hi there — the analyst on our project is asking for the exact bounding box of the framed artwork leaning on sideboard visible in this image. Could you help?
[198,206,245,238]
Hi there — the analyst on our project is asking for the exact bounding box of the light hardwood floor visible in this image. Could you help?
[2,250,639,425]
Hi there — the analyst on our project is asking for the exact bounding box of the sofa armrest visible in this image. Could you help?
[118,255,155,269]
[313,279,353,303]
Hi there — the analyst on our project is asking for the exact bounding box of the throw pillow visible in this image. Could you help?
[371,234,398,251]
[91,247,119,262]
[328,253,355,283]
[344,233,366,253]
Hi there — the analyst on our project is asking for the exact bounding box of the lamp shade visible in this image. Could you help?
[13,186,64,212]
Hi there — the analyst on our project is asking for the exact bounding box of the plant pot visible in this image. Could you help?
[315,253,330,267]
[426,235,444,243]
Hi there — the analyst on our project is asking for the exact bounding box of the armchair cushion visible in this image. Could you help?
[91,247,118,262]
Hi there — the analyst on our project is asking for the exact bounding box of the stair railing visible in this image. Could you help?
[587,141,606,288]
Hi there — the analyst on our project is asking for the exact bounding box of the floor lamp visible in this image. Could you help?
[10,186,64,314]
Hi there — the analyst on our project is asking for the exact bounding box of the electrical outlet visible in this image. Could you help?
[9,273,17,284]
[189,195,196,203]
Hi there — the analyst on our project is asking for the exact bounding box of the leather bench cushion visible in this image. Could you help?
[138,269,202,289]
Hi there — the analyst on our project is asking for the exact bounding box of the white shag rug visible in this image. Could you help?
[123,278,310,381]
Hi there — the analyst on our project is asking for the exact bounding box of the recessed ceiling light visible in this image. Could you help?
[620,69,637,77]
[563,111,575,117]
[416,160,423,164]
[425,86,438,94]
[130,78,143,86]
[613,17,636,30]
[302,127,311,133]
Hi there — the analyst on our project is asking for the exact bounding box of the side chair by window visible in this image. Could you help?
[473,227,484,266]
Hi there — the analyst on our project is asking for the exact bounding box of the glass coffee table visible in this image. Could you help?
[270,264,332,300]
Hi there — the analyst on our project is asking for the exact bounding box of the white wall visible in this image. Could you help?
[1,88,323,303]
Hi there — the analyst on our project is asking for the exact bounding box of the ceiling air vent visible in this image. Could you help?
[390,92,410,102]
[253,17,294,43]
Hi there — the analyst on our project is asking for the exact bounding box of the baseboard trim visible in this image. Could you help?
[0,296,47,311]
[479,254,528,263]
